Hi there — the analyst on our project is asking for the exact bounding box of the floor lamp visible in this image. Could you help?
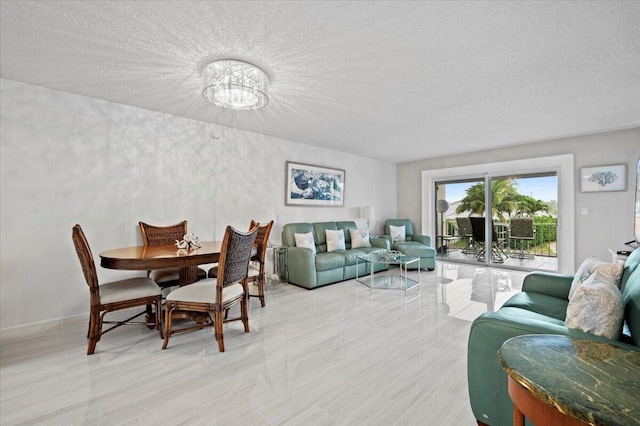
[436,199,449,255]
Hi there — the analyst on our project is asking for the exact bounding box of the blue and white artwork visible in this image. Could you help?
[286,162,345,206]
[587,171,618,187]
[581,165,626,192]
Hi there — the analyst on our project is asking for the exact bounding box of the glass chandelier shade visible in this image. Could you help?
[202,59,269,110]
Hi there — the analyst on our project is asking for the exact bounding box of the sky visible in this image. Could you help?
[443,175,558,203]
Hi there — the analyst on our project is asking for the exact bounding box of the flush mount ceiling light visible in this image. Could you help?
[202,59,269,110]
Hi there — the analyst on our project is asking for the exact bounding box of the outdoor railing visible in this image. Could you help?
[444,220,557,258]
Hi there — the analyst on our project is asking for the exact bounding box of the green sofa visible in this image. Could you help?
[281,221,390,289]
[383,219,436,270]
[467,248,640,425]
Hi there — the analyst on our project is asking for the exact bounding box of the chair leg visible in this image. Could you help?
[258,275,265,307]
[161,305,173,349]
[87,310,101,355]
[490,245,505,263]
[214,310,225,352]
[155,298,164,339]
[241,294,250,333]
[87,337,98,355]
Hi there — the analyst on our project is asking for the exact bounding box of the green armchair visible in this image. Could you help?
[383,219,436,270]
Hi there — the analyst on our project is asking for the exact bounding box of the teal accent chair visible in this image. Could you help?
[383,219,436,270]
[467,248,640,425]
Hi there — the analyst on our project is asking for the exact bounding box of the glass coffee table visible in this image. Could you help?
[355,252,420,296]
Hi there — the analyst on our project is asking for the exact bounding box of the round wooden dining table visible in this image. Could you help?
[100,241,227,327]
[100,241,224,286]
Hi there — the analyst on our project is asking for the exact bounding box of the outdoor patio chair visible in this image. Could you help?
[455,217,475,254]
[509,217,535,259]
[469,217,508,263]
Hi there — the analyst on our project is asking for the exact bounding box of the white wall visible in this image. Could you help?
[397,128,640,271]
[0,79,397,330]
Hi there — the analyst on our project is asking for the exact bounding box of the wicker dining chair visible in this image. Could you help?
[208,220,274,307]
[162,224,258,352]
[72,225,163,355]
[139,220,207,291]
[246,220,274,307]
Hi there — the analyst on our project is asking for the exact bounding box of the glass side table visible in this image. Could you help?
[355,252,420,296]
[273,246,288,283]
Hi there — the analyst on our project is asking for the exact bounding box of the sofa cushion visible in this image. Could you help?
[621,259,640,346]
[313,222,338,253]
[339,249,367,266]
[394,240,425,249]
[394,242,435,256]
[294,232,316,254]
[502,292,569,321]
[358,246,387,255]
[569,256,623,299]
[282,223,314,247]
[481,306,567,329]
[350,229,372,248]
[565,280,625,340]
[389,225,406,242]
[337,221,357,248]
[326,229,345,252]
[620,248,640,293]
[385,219,414,237]
[315,252,345,271]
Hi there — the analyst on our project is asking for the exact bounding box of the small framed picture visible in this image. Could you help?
[580,164,626,192]
[285,161,345,206]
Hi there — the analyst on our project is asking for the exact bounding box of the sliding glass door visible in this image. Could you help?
[434,172,558,272]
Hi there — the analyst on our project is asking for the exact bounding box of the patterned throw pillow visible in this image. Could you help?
[350,229,372,248]
[326,229,346,252]
[294,232,316,254]
[569,256,624,299]
[565,280,624,340]
[389,225,406,242]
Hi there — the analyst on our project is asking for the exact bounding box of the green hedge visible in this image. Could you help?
[532,216,557,246]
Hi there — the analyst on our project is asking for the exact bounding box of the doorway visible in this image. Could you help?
[434,173,558,272]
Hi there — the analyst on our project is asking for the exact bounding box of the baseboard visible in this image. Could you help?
[0,313,87,340]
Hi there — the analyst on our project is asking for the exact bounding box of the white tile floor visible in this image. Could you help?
[0,262,527,425]
[439,248,558,272]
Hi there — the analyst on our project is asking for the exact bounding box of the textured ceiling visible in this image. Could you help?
[1,1,639,163]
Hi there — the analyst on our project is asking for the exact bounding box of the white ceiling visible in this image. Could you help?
[1,1,639,163]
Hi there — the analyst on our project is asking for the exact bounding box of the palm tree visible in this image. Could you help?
[515,194,550,216]
[455,180,519,221]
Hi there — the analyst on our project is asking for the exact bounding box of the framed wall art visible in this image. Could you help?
[285,161,345,206]
[580,164,626,192]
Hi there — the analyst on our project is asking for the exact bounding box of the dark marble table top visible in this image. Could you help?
[499,334,640,426]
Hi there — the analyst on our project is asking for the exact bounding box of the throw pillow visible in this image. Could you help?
[350,229,372,248]
[294,232,316,254]
[326,229,346,252]
[565,280,624,340]
[389,225,406,242]
[569,256,624,299]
